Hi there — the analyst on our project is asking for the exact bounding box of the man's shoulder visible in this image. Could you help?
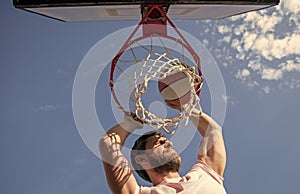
[187,159,224,185]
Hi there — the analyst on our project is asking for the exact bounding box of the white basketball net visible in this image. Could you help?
[112,35,203,134]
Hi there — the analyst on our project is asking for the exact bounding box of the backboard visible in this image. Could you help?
[14,0,280,22]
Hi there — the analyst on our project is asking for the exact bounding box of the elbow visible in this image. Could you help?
[212,122,222,131]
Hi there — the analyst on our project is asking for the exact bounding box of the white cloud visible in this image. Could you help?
[223,35,231,44]
[241,69,250,77]
[39,104,68,112]
[235,69,250,80]
[281,0,300,13]
[259,58,300,81]
[231,38,243,54]
[248,60,262,71]
[247,80,260,89]
[214,0,300,92]
[242,11,282,33]
[39,105,57,111]
[202,39,209,47]
[196,0,299,94]
[222,94,237,105]
[270,34,300,60]
[240,0,299,61]
[261,68,283,80]
[239,32,300,62]
[280,59,300,72]
[261,86,271,94]
[243,32,257,51]
[218,25,231,34]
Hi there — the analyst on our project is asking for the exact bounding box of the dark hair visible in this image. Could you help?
[130,131,163,182]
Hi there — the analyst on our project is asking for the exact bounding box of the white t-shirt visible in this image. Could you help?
[135,160,227,194]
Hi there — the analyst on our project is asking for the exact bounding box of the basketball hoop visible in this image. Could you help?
[110,4,203,134]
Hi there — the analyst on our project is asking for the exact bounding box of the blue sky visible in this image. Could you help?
[1,0,300,194]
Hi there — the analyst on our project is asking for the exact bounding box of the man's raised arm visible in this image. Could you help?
[98,113,142,194]
[190,108,227,177]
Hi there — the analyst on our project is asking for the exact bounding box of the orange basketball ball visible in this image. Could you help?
[158,71,193,106]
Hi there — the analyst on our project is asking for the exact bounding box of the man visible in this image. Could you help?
[99,103,227,194]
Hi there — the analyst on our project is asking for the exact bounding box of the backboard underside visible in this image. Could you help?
[14,0,280,21]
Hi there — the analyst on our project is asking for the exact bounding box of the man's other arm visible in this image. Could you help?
[98,115,141,194]
[190,109,227,177]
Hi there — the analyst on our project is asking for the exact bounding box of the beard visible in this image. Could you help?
[147,149,181,174]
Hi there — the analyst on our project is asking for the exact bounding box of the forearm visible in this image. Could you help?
[98,122,138,194]
[189,108,226,176]
[189,108,221,137]
[189,109,223,157]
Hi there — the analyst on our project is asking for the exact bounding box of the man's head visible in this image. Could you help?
[130,131,181,183]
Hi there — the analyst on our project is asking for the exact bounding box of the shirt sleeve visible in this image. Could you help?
[188,159,224,185]
[134,184,151,194]
[134,184,142,194]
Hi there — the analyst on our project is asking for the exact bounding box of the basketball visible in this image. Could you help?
[158,71,193,106]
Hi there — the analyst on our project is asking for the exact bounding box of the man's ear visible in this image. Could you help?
[135,154,148,165]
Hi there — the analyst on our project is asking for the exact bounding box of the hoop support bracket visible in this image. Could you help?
[141,4,169,36]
